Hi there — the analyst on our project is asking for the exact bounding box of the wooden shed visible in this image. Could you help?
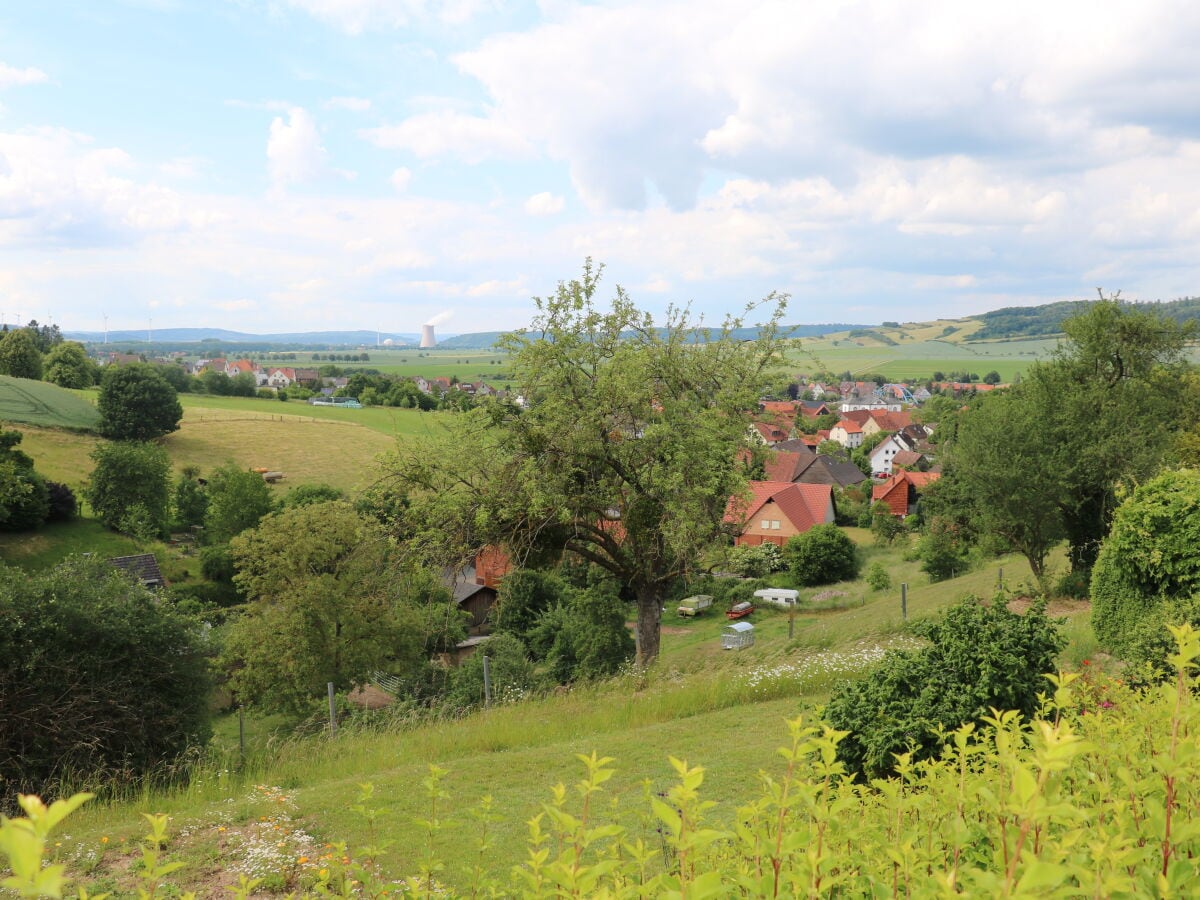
[722,621,755,650]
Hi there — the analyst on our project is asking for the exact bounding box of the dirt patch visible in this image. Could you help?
[811,589,849,603]
[1006,596,1091,617]
[659,626,694,636]
[347,684,394,710]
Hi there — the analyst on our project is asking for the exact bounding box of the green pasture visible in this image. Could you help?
[0,375,100,430]
[176,392,448,438]
[783,336,1062,382]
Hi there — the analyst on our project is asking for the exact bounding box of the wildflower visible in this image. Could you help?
[218,827,227,833]
[1082,659,1091,666]
[101,837,109,844]
[298,856,310,865]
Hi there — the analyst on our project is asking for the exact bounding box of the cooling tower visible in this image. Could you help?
[420,324,437,348]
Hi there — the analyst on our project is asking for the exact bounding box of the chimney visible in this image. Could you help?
[420,324,437,348]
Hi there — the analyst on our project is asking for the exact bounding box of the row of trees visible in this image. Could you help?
[925,298,1197,584]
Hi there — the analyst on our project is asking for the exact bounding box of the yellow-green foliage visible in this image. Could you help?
[12,626,1200,897]
[0,376,100,431]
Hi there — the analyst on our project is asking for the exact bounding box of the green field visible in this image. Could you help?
[786,335,1062,382]
[0,375,100,430]
[176,392,448,438]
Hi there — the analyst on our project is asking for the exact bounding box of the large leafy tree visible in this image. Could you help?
[97,364,183,441]
[934,298,1196,573]
[930,389,1066,583]
[43,341,98,389]
[381,262,787,665]
[86,441,171,539]
[0,329,43,380]
[1024,299,1196,570]
[202,463,275,545]
[223,501,421,712]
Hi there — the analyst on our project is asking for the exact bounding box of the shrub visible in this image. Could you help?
[865,561,891,592]
[782,524,860,586]
[726,542,784,577]
[825,596,1064,779]
[916,519,971,581]
[1122,595,1200,687]
[445,633,538,708]
[1054,567,1090,600]
[43,481,77,523]
[1091,469,1200,651]
[0,557,211,805]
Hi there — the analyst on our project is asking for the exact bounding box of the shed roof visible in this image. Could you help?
[108,553,167,588]
[725,621,755,633]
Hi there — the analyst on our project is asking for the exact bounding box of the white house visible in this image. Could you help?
[829,419,864,449]
[869,434,908,476]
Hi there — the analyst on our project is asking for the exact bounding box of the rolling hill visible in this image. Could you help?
[0,376,100,430]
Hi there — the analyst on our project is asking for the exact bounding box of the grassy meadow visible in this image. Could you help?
[45,529,1096,896]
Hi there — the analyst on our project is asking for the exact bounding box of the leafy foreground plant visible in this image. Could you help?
[11,625,1200,896]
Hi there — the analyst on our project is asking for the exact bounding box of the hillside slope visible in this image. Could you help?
[0,376,100,430]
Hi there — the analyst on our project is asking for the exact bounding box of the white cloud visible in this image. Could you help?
[524,192,563,216]
[284,0,493,34]
[267,107,328,187]
[158,156,208,179]
[362,111,535,163]
[325,96,371,112]
[389,167,412,191]
[0,64,48,89]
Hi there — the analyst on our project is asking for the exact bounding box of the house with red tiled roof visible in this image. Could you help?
[225,359,257,377]
[751,420,791,446]
[725,481,836,547]
[872,470,941,518]
[266,367,296,388]
[829,419,864,449]
[765,446,867,488]
[759,400,800,416]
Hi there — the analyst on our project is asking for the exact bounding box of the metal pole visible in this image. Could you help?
[238,705,245,761]
[998,567,1004,588]
[482,654,492,706]
[901,583,908,621]
[327,682,337,736]
[788,610,795,640]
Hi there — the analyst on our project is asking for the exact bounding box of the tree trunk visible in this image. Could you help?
[634,584,663,668]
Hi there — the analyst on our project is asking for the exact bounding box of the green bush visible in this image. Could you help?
[865,561,891,591]
[1091,469,1200,651]
[825,596,1065,779]
[1122,595,1200,687]
[445,633,538,708]
[726,542,784,577]
[782,524,860,586]
[0,557,211,806]
[916,519,971,581]
[86,441,171,538]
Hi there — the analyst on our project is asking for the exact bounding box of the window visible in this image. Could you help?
[760,519,771,529]
[771,520,781,530]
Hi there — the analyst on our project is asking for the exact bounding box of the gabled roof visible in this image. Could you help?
[759,400,799,415]
[833,419,863,434]
[763,449,819,483]
[109,553,167,588]
[752,421,791,444]
[726,481,833,532]
[871,470,941,516]
[891,450,925,469]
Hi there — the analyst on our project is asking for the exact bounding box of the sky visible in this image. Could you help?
[2,1,1200,335]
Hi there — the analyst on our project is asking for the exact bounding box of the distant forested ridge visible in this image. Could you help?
[972,297,1200,341]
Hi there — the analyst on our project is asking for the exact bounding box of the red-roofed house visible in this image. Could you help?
[226,359,257,377]
[829,419,864,449]
[751,421,791,446]
[267,367,296,387]
[759,400,800,416]
[725,481,835,547]
[872,470,941,518]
